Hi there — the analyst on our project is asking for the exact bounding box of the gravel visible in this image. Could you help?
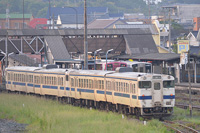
[0,119,27,133]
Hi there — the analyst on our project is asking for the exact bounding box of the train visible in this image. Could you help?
[93,60,151,73]
[5,65,175,118]
[95,61,127,71]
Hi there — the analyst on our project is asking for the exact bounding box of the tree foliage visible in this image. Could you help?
[0,0,199,18]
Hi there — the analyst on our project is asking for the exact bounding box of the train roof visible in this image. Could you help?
[6,66,174,80]
[69,69,149,79]
[69,69,173,80]
[6,66,41,71]
[124,61,151,65]
[6,66,67,74]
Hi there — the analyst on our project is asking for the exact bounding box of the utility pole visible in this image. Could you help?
[23,0,24,29]
[5,31,8,68]
[49,0,51,29]
[187,50,192,117]
[84,0,88,70]
[6,6,9,29]
[163,9,166,47]
[148,0,151,22]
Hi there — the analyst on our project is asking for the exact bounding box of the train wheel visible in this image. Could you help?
[135,108,140,119]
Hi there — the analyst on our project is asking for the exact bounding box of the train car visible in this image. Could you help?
[125,61,152,73]
[96,61,127,71]
[5,65,175,118]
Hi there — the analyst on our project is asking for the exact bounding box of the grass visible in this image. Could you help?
[0,93,170,133]
[0,93,199,132]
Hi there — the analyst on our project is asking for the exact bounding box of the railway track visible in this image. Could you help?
[162,120,199,133]
[176,96,200,103]
[175,103,200,110]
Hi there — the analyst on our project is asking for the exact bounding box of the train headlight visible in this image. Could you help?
[168,75,171,79]
[143,76,146,80]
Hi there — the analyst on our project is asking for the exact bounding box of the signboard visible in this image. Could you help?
[177,40,189,54]
[180,52,188,65]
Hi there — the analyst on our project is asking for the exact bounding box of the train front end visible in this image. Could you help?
[137,74,175,118]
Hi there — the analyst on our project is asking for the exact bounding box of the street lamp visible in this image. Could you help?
[106,49,113,71]
[68,7,78,29]
[94,48,102,70]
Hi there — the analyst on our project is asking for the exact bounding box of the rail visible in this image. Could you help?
[162,120,199,133]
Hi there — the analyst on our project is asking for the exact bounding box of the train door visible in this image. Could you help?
[152,80,163,106]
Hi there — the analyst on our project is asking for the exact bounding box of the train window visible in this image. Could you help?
[145,64,151,73]
[102,80,104,89]
[8,73,10,80]
[126,83,129,93]
[89,79,93,89]
[98,80,101,89]
[116,82,118,91]
[163,80,174,88]
[120,64,126,67]
[66,75,69,81]
[139,81,151,88]
[154,83,160,90]
[132,64,138,72]
[79,79,81,87]
[86,79,89,88]
[81,79,83,88]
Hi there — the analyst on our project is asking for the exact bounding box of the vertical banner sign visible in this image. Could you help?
[177,40,189,54]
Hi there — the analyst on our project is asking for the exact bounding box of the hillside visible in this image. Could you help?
[0,0,200,18]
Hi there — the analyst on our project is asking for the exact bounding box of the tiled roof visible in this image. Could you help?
[0,14,32,19]
[44,36,70,60]
[59,14,108,24]
[114,53,180,61]
[29,18,48,29]
[191,31,198,38]
[109,13,124,18]
[88,19,124,29]
[124,28,158,55]
[47,7,108,19]
[115,24,159,34]
[9,53,40,66]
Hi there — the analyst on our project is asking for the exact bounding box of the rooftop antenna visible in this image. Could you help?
[148,0,151,23]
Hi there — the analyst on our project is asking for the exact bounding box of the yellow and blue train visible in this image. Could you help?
[5,65,175,118]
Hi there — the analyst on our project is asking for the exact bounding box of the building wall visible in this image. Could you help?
[189,35,200,46]
[193,17,200,31]
[156,46,169,53]
[152,34,160,46]
[177,5,200,24]
[62,24,84,29]
[0,18,31,29]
